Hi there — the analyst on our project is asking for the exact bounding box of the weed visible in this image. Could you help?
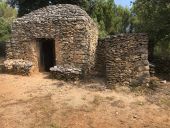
[92,95,104,106]
[50,123,60,128]
[159,98,170,107]
[132,101,145,106]
[105,96,115,101]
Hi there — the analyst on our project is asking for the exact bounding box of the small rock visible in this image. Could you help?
[133,115,138,119]
[160,80,167,84]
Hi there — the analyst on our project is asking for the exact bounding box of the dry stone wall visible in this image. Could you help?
[95,34,150,87]
[6,4,98,76]
[105,34,150,88]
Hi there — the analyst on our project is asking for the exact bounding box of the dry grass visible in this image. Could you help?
[92,95,104,106]
[159,98,170,107]
[49,124,60,128]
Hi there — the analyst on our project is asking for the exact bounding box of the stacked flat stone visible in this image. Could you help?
[3,59,33,75]
[149,63,155,76]
[50,65,82,81]
[7,4,98,76]
[104,34,150,88]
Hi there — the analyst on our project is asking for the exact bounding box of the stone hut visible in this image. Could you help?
[4,4,150,87]
[6,4,98,76]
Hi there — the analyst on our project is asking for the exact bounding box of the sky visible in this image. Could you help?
[114,0,134,7]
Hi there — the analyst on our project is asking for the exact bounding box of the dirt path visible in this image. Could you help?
[0,73,169,128]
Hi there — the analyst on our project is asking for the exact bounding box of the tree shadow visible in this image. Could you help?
[155,73,170,82]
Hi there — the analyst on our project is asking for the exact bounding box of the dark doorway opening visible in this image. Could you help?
[0,42,6,57]
[39,39,56,72]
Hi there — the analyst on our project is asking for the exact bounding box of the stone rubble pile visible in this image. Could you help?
[50,65,82,81]
[3,59,33,75]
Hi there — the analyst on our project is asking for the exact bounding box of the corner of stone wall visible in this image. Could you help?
[86,20,99,77]
[95,38,106,77]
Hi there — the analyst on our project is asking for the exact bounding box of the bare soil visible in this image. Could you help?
[0,73,169,128]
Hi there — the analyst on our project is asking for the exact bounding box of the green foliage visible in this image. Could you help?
[132,0,170,60]
[84,0,131,38]
[113,6,131,33]
[154,40,170,59]
[85,0,115,37]
[0,17,10,41]
[0,1,16,41]
[133,0,170,39]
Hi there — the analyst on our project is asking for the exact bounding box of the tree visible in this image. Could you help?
[85,0,116,37]
[113,5,131,33]
[0,1,17,41]
[132,0,170,60]
[83,0,131,38]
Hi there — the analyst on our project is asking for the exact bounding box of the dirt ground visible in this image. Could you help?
[0,73,169,128]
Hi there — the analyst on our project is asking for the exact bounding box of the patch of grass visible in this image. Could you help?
[105,96,115,101]
[115,85,131,93]
[92,95,104,106]
[81,96,86,101]
[50,123,60,128]
[148,79,160,90]
[78,105,94,112]
[130,86,148,95]
[131,101,145,106]
[111,100,125,108]
[159,98,170,107]
[129,78,161,95]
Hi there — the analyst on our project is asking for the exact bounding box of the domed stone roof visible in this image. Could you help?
[14,4,94,25]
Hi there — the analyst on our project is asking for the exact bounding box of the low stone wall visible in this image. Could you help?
[3,59,33,75]
[104,34,150,88]
[50,65,82,81]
